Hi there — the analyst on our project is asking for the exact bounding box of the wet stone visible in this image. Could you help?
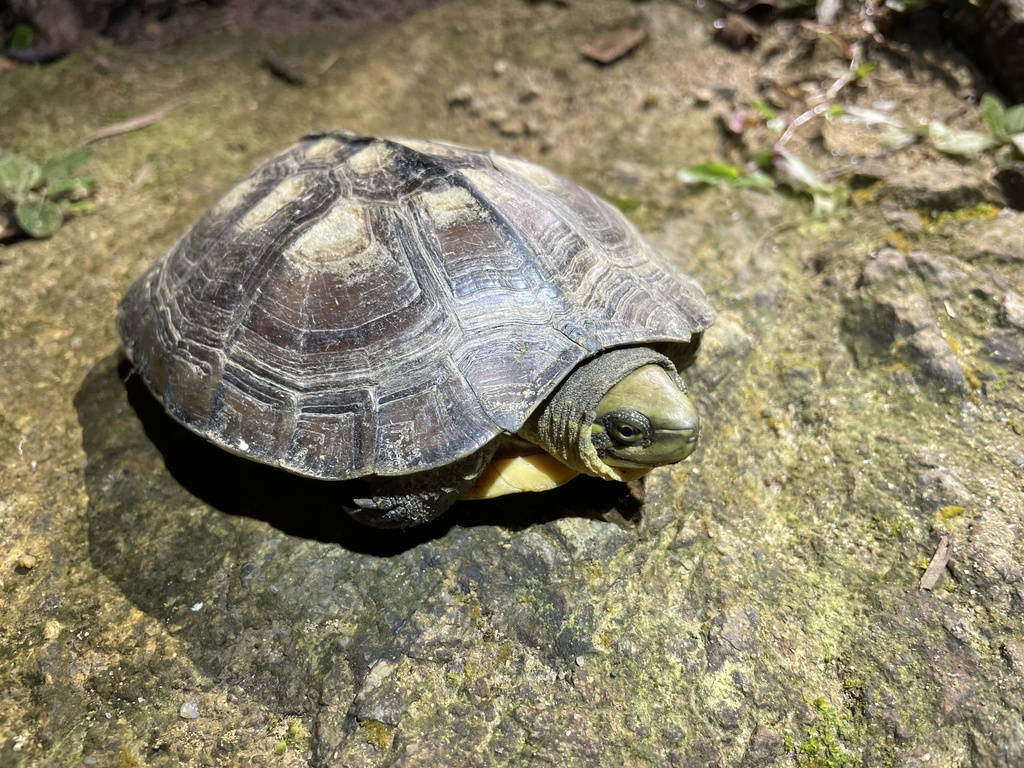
[915,463,972,513]
[859,248,908,287]
[879,204,924,234]
[907,251,962,288]
[875,293,935,339]
[999,290,1024,330]
[354,683,407,726]
[983,330,1024,369]
[903,327,968,394]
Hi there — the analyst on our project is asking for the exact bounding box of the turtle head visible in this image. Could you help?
[591,364,699,468]
[520,347,702,483]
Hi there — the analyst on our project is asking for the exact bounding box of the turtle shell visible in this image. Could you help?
[118,131,715,480]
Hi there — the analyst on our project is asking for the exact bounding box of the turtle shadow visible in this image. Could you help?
[76,353,639,561]
[75,353,639,710]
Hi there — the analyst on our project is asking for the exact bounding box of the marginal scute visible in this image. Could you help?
[117,131,716,481]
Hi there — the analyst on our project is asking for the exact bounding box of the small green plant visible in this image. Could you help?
[272,720,306,755]
[883,93,1024,158]
[980,93,1024,156]
[677,43,877,217]
[0,146,96,239]
[680,65,1022,219]
[8,24,35,50]
[678,148,845,218]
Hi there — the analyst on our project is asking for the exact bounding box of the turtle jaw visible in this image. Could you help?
[594,406,700,469]
[608,423,700,469]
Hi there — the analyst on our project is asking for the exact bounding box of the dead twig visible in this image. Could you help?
[261,44,306,86]
[317,52,341,77]
[85,97,189,144]
[776,42,864,148]
[751,220,800,261]
[919,534,954,591]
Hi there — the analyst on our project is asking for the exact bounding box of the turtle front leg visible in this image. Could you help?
[347,444,497,528]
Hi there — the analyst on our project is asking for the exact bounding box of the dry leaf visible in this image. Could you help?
[581,27,647,65]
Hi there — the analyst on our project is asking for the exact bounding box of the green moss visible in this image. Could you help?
[790,697,862,768]
[271,719,306,755]
[359,719,395,751]
[931,202,1001,226]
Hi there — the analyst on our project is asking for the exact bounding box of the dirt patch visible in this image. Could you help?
[1,0,454,55]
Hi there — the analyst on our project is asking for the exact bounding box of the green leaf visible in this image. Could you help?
[734,170,775,189]
[930,127,1000,156]
[0,153,42,201]
[678,162,743,184]
[773,148,843,217]
[63,200,96,215]
[46,174,95,199]
[881,128,920,150]
[1011,133,1024,157]
[751,99,776,120]
[839,106,902,127]
[854,61,876,79]
[1005,105,1024,136]
[752,149,775,169]
[809,187,845,218]
[41,146,91,181]
[775,148,830,192]
[15,198,63,238]
[9,24,34,50]
[980,93,1007,141]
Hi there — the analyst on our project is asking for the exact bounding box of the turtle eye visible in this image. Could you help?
[606,414,649,446]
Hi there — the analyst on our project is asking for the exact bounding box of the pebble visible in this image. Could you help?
[17,554,38,570]
[915,465,971,511]
[179,700,200,719]
[983,331,1024,369]
[999,290,1024,329]
[905,327,967,394]
[866,293,967,392]
[859,248,907,286]
[875,293,933,338]
[448,83,474,108]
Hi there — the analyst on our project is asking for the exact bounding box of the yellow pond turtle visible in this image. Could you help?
[118,132,716,527]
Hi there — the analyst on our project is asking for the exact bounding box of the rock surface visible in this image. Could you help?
[1,2,1023,767]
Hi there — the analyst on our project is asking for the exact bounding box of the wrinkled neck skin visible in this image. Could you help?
[522,347,682,482]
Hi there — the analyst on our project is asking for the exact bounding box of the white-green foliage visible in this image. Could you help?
[0,147,95,238]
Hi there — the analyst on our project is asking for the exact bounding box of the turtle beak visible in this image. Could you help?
[646,398,700,464]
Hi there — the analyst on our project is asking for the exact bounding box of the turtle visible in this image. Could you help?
[117,131,716,527]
